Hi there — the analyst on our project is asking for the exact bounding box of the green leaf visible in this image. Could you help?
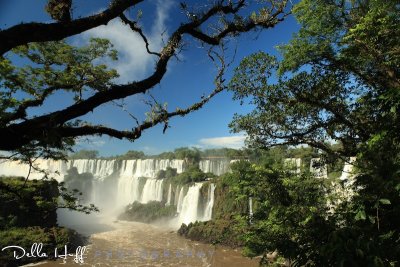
[355,210,366,221]
[379,199,391,205]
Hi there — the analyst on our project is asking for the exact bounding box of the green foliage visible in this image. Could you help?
[0,38,118,159]
[0,177,59,229]
[118,201,176,223]
[174,147,201,163]
[233,164,336,265]
[0,226,85,266]
[201,148,246,159]
[116,150,146,160]
[228,0,400,265]
[0,176,98,228]
[0,177,87,266]
[177,163,250,247]
[157,167,178,179]
[69,149,99,159]
[178,218,245,248]
[63,167,94,203]
[171,165,214,185]
[45,0,72,22]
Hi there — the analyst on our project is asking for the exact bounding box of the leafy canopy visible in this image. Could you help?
[228,0,400,265]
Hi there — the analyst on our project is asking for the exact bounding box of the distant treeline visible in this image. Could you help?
[69,147,245,161]
[69,144,343,163]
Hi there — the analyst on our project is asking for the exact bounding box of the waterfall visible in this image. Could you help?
[115,159,185,206]
[178,183,203,225]
[176,187,185,214]
[166,184,172,206]
[310,158,328,178]
[174,185,180,206]
[199,159,231,176]
[69,159,116,178]
[249,197,253,217]
[140,179,164,203]
[0,159,67,181]
[1,158,218,226]
[117,160,141,206]
[284,158,301,173]
[340,157,357,181]
[203,183,216,221]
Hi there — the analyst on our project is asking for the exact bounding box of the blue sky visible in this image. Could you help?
[1,0,299,156]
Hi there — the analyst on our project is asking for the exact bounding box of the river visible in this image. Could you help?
[32,220,259,267]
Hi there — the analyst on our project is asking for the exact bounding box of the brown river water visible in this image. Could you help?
[29,220,259,267]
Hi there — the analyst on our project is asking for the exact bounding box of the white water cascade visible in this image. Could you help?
[338,157,358,200]
[178,183,203,225]
[249,197,253,217]
[175,183,217,225]
[166,184,172,206]
[199,159,231,176]
[116,159,184,206]
[140,179,164,203]
[69,159,116,179]
[0,158,220,226]
[0,159,68,181]
[176,187,185,214]
[203,183,216,220]
[310,158,328,178]
[284,158,302,173]
[340,157,357,182]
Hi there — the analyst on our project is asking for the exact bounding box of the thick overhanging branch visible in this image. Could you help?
[7,1,286,132]
[0,1,289,152]
[58,82,225,141]
[0,0,143,55]
[59,50,227,141]
[2,84,75,124]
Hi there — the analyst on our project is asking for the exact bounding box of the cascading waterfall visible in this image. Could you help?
[117,160,141,206]
[176,187,185,214]
[175,183,216,224]
[199,159,231,176]
[249,197,253,217]
[178,183,203,225]
[338,157,358,200]
[340,157,357,182]
[0,158,220,226]
[203,183,216,221]
[284,158,302,173]
[310,158,328,178]
[69,159,116,178]
[174,185,180,206]
[166,184,172,206]
[0,159,67,181]
[140,179,164,203]
[116,159,185,206]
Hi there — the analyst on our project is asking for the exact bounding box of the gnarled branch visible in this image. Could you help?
[0,0,143,55]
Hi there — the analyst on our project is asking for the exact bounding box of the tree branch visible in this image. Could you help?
[119,14,161,57]
[0,0,143,55]
[0,0,289,151]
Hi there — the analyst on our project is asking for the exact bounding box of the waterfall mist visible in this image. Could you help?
[0,158,225,230]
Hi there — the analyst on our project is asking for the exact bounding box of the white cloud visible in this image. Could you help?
[199,135,247,149]
[79,0,173,83]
